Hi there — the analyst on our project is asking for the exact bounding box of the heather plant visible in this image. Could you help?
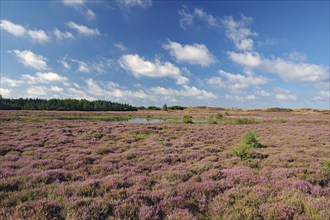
[183,115,193,124]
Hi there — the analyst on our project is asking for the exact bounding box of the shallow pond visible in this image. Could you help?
[128,118,167,123]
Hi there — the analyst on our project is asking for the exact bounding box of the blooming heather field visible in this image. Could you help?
[0,109,330,220]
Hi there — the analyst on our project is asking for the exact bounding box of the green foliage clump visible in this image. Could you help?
[323,160,330,174]
[215,113,223,120]
[183,115,193,124]
[163,104,168,111]
[231,130,262,160]
[279,117,287,123]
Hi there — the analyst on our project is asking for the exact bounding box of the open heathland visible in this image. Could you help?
[0,109,329,219]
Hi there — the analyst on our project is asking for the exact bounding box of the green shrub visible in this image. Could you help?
[183,115,193,124]
[323,160,330,174]
[279,117,287,123]
[231,130,262,160]
[215,113,223,120]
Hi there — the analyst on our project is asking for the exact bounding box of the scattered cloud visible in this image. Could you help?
[11,50,48,70]
[61,0,86,7]
[1,77,23,87]
[118,53,188,85]
[50,86,64,92]
[21,72,68,84]
[0,19,26,36]
[163,41,217,67]
[117,0,152,9]
[275,93,297,101]
[225,94,257,101]
[221,15,257,51]
[27,86,47,96]
[312,90,330,101]
[1,19,50,43]
[228,51,262,67]
[58,57,71,69]
[207,69,268,90]
[91,57,113,74]
[151,85,216,100]
[178,6,220,29]
[114,42,127,51]
[66,21,100,36]
[71,59,90,73]
[53,28,74,40]
[0,88,11,96]
[86,9,96,20]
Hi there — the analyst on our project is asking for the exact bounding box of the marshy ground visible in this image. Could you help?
[0,108,329,219]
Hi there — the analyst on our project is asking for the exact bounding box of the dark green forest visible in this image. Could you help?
[0,97,137,111]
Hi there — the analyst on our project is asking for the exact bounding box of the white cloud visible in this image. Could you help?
[66,21,100,36]
[53,28,74,40]
[27,86,47,96]
[114,42,127,51]
[118,53,188,85]
[117,0,152,8]
[0,88,11,96]
[227,51,262,67]
[27,30,50,43]
[22,72,68,84]
[91,58,112,74]
[225,94,257,101]
[1,19,50,43]
[58,57,71,69]
[263,58,329,83]
[0,19,26,36]
[207,69,268,90]
[71,59,90,73]
[12,50,48,70]
[228,51,329,83]
[163,41,217,67]
[1,77,22,86]
[178,6,220,29]
[62,0,86,6]
[86,9,96,20]
[151,85,216,100]
[312,90,330,101]
[275,93,297,101]
[221,15,257,51]
[50,86,64,92]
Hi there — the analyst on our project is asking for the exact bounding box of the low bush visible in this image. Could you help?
[323,160,330,174]
[231,130,262,160]
[183,115,193,124]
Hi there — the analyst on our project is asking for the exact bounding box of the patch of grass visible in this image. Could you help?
[222,118,259,125]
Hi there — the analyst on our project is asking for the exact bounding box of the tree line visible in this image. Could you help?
[0,97,137,111]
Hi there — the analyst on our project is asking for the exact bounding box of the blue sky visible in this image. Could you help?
[1,0,329,109]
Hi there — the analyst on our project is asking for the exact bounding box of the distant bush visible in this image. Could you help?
[323,160,330,174]
[147,106,161,110]
[224,112,229,116]
[279,117,287,123]
[215,113,223,120]
[168,105,187,110]
[231,130,262,160]
[183,115,193,124]
[226,118,258,125]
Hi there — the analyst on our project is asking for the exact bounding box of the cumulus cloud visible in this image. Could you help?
[66,21,100,36]
[53,28,74,40]
[275,93,297,101]
[117,0,152,9]
[27,86,47,96]
[228,51,329,83]
[163,41,217,67]
[312,90,330,101]
[1,77,23,87]
[0,88,11,96]
[1,19,50,43]
[151,85,216,100]
[11,50,48,70]
[207,69,268,90]
[118,53,188,85]
[21,72,68,84]
[0,19,26,36]
[61,0,86,6]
